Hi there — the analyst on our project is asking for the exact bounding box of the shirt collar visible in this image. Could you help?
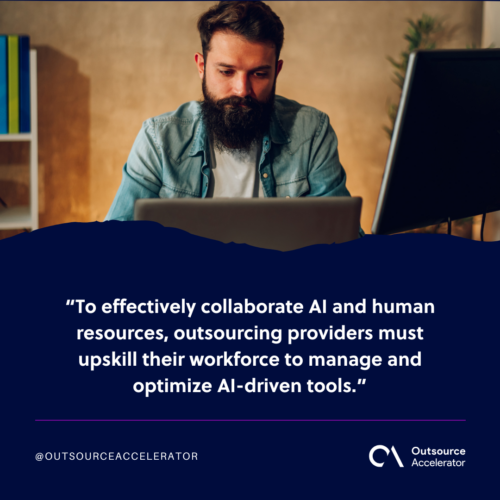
[188,113,208,157]
[269,108,290,145]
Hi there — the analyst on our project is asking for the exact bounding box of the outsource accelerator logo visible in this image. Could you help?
[369,445,466,468]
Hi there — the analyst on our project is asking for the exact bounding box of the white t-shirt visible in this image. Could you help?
[207,141,264,198]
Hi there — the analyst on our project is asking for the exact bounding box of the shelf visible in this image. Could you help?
[0,206,33,229]
[0,50,38,231]
[0,133,34,142]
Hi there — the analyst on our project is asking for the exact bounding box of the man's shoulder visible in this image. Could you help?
[145,100,202,126]
[140,101,203,162]
[273,95,330,146]
[274,95,326,117]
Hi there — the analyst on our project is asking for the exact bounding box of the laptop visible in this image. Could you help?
[134,197,362,251]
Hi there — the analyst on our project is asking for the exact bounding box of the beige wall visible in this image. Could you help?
[0,1,483,236]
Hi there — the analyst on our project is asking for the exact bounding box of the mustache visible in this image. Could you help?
[215,95,262,108]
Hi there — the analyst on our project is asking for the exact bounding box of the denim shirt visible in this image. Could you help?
[106,95,363,235]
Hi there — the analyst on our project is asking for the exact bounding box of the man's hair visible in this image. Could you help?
[197,1,284,62]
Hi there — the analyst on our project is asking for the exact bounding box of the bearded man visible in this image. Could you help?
[106,1,358,223]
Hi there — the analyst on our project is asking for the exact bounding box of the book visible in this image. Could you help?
[0,36,7,133]
[19,36,30,133]
[7,35,19,134]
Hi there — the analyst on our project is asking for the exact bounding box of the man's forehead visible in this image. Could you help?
[208,30,277,66]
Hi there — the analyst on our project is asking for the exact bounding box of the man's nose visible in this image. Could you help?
[232,73,252,98]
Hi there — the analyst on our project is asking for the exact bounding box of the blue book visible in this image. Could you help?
[0,36,7,133]
[19,35,30,133]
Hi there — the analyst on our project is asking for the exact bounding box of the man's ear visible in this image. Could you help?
[194,52,205,80]
[276,59,284,78]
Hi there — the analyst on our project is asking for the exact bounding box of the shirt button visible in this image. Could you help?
[262,173,268,179]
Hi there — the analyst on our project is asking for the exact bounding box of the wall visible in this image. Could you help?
[0,1,483,237]
[483,1,500,47]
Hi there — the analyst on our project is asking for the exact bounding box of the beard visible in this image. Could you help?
[200,76,275,154]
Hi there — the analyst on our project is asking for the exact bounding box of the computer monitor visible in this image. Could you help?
[372,49,500,235]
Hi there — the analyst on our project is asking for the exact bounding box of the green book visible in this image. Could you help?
[8,35,19,134]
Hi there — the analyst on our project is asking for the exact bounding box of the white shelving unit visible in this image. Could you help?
[0,49,38,230]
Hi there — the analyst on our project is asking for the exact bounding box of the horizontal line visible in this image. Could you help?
[35,419,466,422]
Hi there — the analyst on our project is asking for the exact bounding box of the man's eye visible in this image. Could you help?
[254,72,268,78]
[220,70,233,76]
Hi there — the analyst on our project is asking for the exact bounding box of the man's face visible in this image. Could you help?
[197,30,282,103]
[195,30,283,152]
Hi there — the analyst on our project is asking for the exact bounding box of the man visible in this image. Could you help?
[106,1,360,233]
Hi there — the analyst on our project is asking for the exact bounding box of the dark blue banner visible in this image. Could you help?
[2,223,498,498]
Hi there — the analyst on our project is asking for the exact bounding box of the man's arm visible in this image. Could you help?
[307,112,365,237]
[105,121,163,221]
